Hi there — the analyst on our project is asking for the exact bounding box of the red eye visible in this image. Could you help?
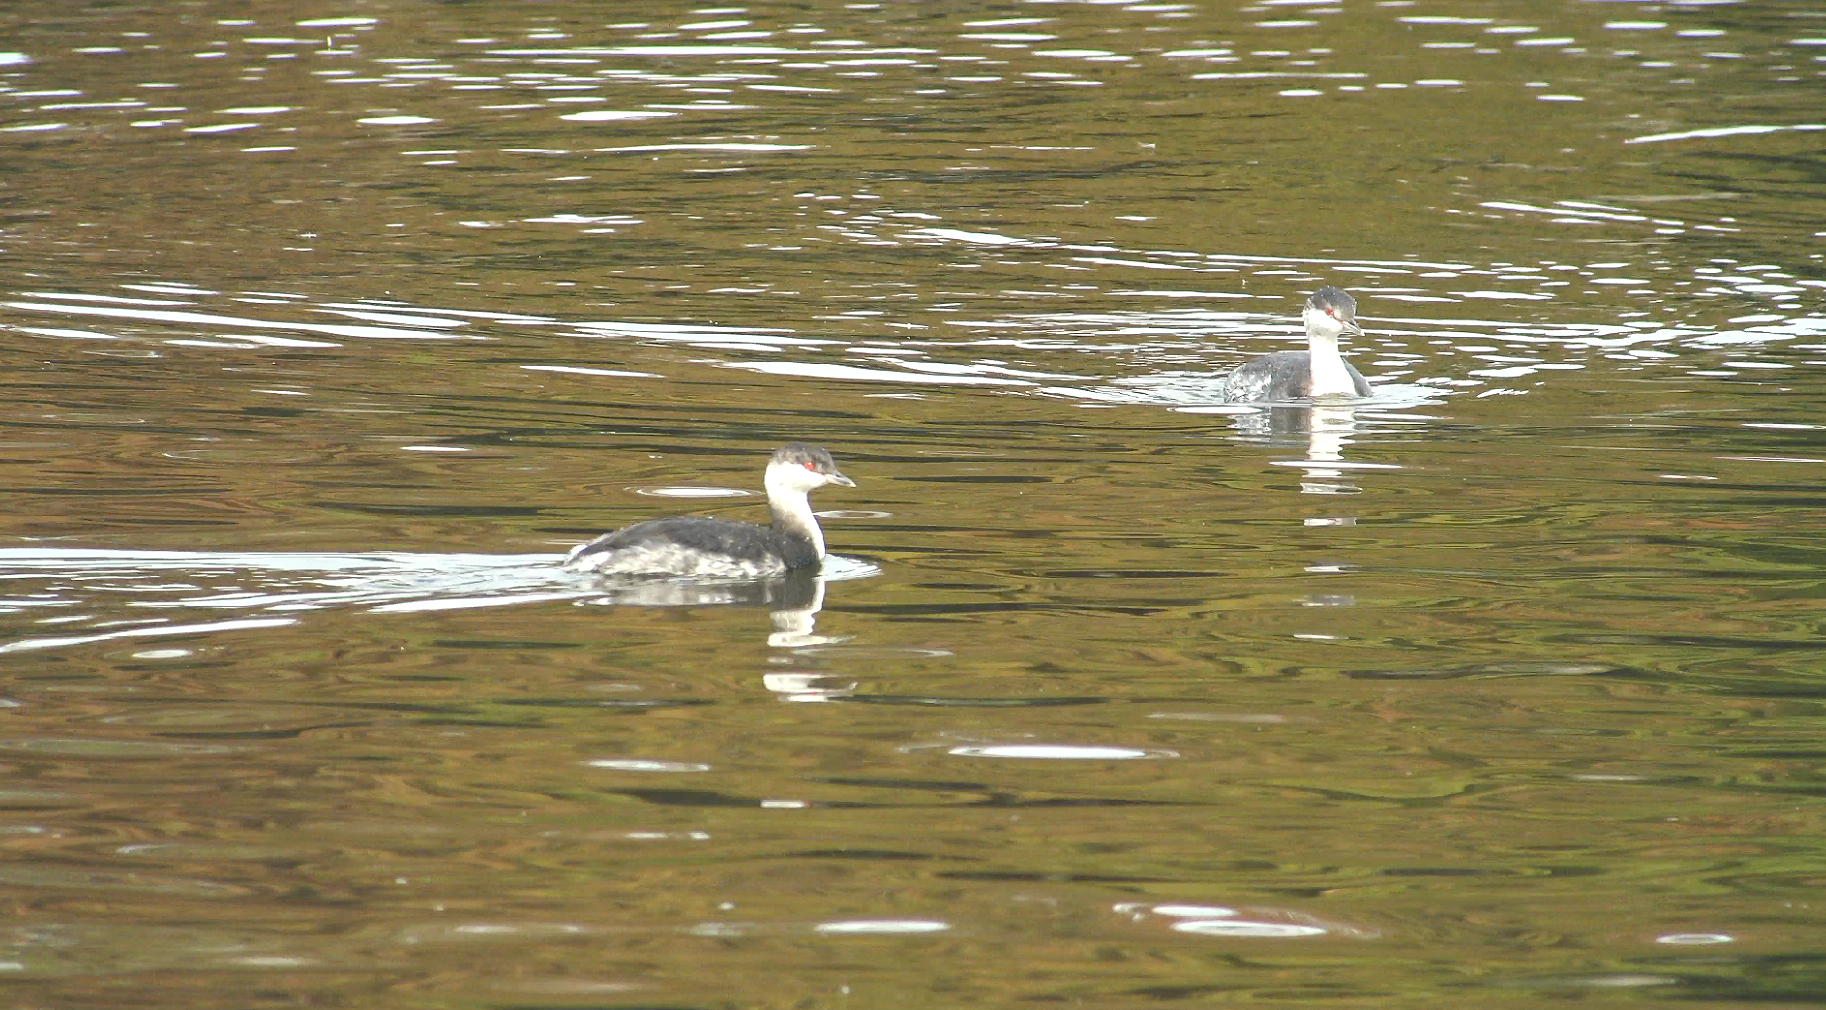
[803,461,815,471]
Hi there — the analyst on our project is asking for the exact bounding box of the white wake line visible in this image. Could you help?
[0,548,562,573]
[4,301,486,343]
[0,548,878,655]
[0,617,298,655]
[1625,123,1825,145]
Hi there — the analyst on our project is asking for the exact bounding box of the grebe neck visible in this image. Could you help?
[765,467,825,558]
[1306,328,1356,396]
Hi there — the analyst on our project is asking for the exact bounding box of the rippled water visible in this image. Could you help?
[2,0,1824,1006]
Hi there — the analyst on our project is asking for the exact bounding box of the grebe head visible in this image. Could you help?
[766,442,855,496]
[1303,286,1362,341]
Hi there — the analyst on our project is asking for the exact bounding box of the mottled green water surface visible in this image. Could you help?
[1,0,1823,1006]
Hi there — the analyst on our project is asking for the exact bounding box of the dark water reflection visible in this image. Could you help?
[2,0,1825,1005]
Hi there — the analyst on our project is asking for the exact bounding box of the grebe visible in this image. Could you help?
[1222,286,1372,402]
[563,443,855,578]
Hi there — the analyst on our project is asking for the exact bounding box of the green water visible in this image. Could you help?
[1,0,1823,1005]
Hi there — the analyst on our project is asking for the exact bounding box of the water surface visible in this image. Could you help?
[2,0,1824,1006]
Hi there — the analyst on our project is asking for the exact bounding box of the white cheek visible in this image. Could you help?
[785,468,819,491]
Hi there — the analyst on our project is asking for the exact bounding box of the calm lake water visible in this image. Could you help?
[2,0,1824,1005]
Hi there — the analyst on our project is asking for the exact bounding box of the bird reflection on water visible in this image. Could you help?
[1229,402,1395,496]
[574,567,848,646]
[572,562,873,702]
